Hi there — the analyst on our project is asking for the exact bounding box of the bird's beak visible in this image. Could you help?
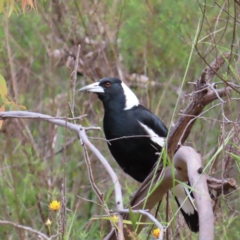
[79,82,104,93]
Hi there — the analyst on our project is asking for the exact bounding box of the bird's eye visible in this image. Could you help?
[105,82,111,88]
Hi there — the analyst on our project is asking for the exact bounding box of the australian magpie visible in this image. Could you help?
[80,77,199,232]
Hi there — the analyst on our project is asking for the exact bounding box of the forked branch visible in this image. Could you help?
[106,146,214,240]
[106,53,232,240]
[167,53,230,158]
[0,111,124,240]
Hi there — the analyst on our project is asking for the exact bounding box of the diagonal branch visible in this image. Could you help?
[0,220,50,240]
[167,53,230,158]
[106,147,215,240]
[105,53,232,240]
[0,111,124,240]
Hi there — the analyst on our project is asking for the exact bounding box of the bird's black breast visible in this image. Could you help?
[103,105,167,182]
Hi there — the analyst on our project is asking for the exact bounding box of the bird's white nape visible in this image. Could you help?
[121,82,139,110]
[138,122,165,147]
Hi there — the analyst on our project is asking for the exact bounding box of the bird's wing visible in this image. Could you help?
[134,105,168,148]
[134,106,199,232]
[173,183,199,232]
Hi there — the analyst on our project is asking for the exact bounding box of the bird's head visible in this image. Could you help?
[79,78,139,110]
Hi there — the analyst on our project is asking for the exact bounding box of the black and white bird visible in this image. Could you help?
[80,77,199,232]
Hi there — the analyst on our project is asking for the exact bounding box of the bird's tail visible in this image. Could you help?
[173,183,199,232]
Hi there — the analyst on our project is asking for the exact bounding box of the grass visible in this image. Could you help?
[0,0,240,239]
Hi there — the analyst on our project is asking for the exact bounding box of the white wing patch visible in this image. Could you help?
[121,82,139,110]
[138,121,165,147]
[173,184,197,215]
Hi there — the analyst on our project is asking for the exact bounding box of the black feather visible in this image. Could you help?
[80,77,199,232]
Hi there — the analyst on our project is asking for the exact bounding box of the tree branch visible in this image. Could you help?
[105,53,231,239]
[0,220,50,240]
[106,146,214,240]
[0,111,124,239]
[167,53,230,158]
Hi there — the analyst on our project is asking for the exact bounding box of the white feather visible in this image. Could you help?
[138,122,165,147]
[121,82,139,110]
[173,184,197,215]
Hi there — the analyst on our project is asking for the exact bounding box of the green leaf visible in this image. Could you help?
[0,0,4,13]
[229,141,240,150]
[8,0,15,17]
[90,215,153,225]
[0,74,7,103]
[128,206,138,230]
[227,152,240,162]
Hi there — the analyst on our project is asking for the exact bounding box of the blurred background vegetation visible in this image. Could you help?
[0,0,239,239]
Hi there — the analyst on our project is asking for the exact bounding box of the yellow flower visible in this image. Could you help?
[153,228,160,238]
[45,218,52,226]
[111,215,118,222]
[49,200,61,211]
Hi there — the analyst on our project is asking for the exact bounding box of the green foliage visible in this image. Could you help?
[0,0,239,239]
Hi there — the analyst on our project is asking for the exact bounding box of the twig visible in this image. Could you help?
[77,195,103,207]
[222,103,232,123]
[44,137,78,160]
[0,115,87,120]
[106,146,214,240]
[227,1,237,75]
[207,83,226,103]
[71,44,81,115]
[82,143,105,205]
[207,176,237,193]
[79,127,124,240]
[118,209,165,240]
[0,111,124,240]
[167,53,230,158]
[105,53,231,240]
[5,17,18,100]
[49,234,59,239]
[0,220,49,240]
[85,126,101,131]
[178,93,227,145]
[178,112,240,124]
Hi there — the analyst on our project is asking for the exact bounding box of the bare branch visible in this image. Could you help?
[105,53,231,239]
[106,146,214,240]
[167,53,230,158]
[119,209,165,240]
[82,143,105,206]
[0,220,49,240]
[71,44,81,115]
[0,111,124,239]
[176,148,214,240]
[78,128,124,240]
[207,176,237,194]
